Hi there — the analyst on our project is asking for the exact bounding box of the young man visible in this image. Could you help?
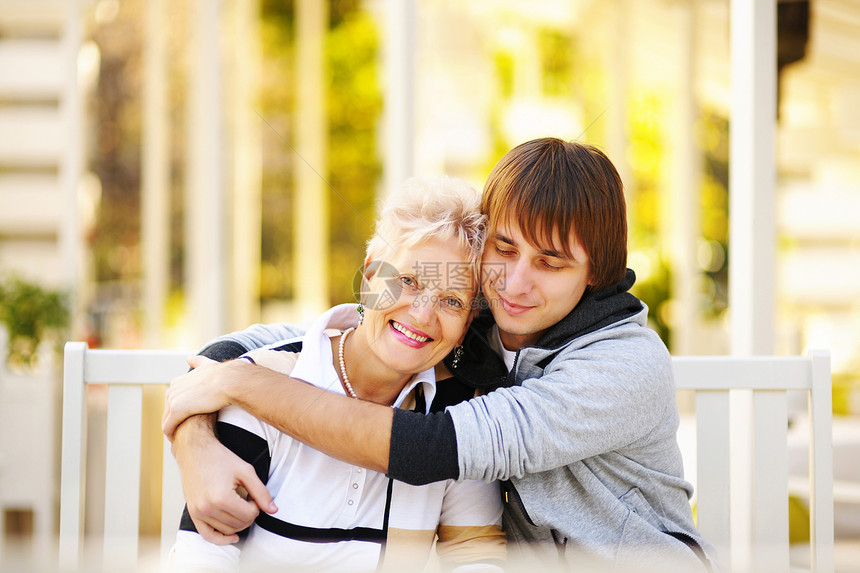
[164,138,717,571]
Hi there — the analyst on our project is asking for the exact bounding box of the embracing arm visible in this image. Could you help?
[164,357,461,484]
[234,359,396,472]
[448,331,676,482]
[167,359,390,472]
[200,322,306,358]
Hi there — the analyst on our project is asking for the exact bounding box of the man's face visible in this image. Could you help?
[481,220,591,351]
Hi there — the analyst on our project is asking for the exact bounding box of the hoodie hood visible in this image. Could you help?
[443,268,643,389]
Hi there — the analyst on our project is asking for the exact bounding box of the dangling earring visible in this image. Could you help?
[451,345,464,369]
[357,303,364,326]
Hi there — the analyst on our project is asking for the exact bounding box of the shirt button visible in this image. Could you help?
[348,500,354,506]
[356,469,362,473]
[352,483,359,489]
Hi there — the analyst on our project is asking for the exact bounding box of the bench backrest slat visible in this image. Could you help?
[672,350,833,573]
[59,342,189,570]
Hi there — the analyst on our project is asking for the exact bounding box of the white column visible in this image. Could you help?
[59,0,84,334]
[383,0,415,197]
[185,0,226,342]
[231,0,262,328]
[55,3,83,566]
[730,0,776,356]
[667,0,701,356]
[729,2,777,572]
[142,0,169,347]
[294,0,328,319]
[605,0,630,196]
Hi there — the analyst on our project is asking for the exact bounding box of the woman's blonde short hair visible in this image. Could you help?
[366,176,487,287]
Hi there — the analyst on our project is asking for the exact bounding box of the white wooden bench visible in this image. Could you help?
[673,350,833,572]
[58,343,834,572]
[59,342,190,571]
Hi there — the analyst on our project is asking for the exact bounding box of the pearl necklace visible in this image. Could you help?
[338,327,358,399]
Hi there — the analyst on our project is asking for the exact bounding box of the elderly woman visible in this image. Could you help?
[169,177,505,572]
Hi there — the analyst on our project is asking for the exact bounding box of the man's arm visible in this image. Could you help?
[444,332,676,482]
[200,322,306,358]
[163,357,462,483]
[168,359,392,471]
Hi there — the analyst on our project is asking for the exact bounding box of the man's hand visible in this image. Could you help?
[163,355,236,440]
[172,415,278,544]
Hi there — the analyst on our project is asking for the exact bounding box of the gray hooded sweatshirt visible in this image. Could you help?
[390,269,717,572]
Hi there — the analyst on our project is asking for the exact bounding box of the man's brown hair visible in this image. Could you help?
[482,138,628,291]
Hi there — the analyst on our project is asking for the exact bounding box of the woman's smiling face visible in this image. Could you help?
[358,236,476,378]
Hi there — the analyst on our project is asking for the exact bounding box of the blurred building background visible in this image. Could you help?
[0,0,859,570]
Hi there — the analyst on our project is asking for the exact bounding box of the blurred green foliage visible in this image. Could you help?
[88,1,144,286]
[833,371,860,416]
[258,0,381,306]
[626,91,673,345]
[0,276,69,370]
[258,0,297,302]
[698,110,730,317]
[82,2,735,351]
[538,30,576,98]
[484,24,733,349]
[325,4,383,305]
[625,98,730,343]
[87,0,382,326]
